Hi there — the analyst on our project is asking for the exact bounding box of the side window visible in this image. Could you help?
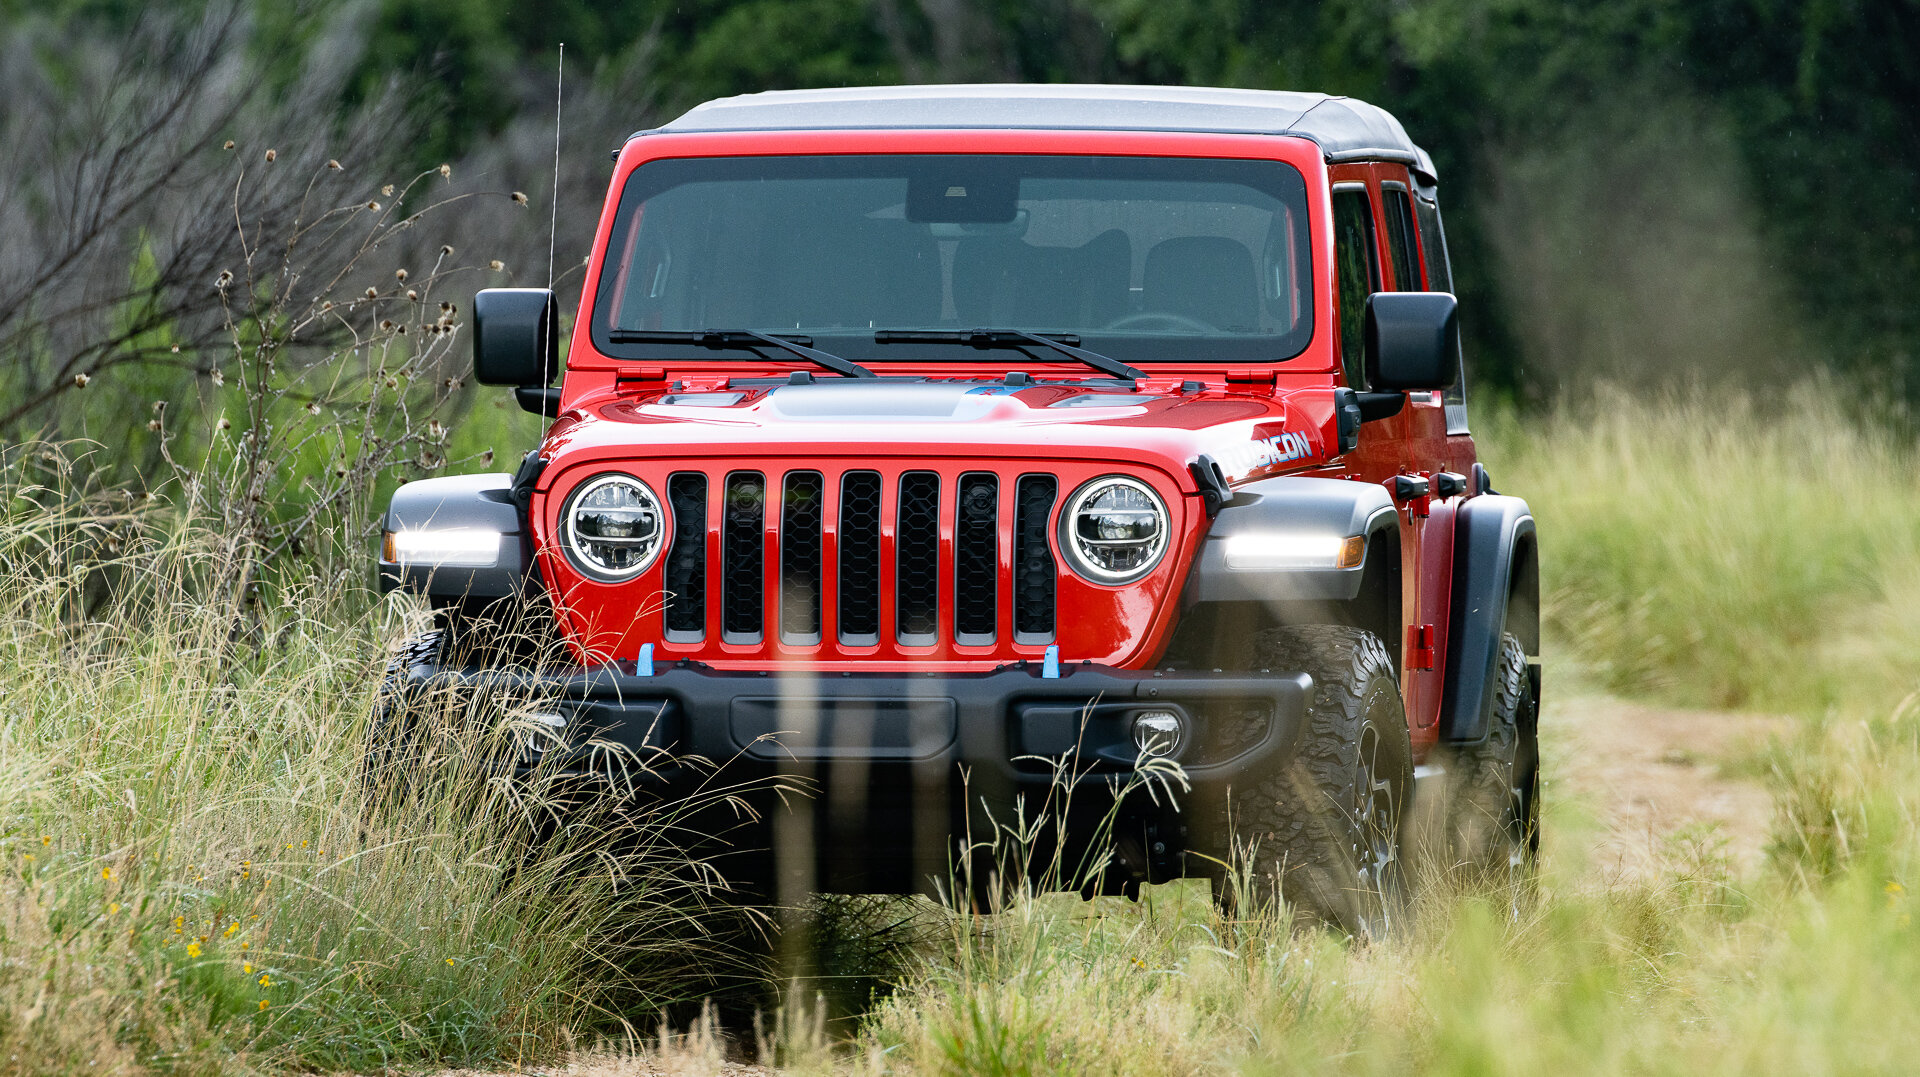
[1332,187,1379,388]
[1382,185,1421,290]
[1414,193,1470,433]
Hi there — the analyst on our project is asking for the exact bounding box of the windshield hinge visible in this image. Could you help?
[615,365,667,383]
[1225,370,1275,388]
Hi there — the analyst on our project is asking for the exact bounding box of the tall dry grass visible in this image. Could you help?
[0,449,761,1074]
[1481,387,1920,715]
[10,387,1920,1074]
[851,387,1920,1075]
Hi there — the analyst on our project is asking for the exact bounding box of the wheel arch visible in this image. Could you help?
[1169,476,1403,668]
[1439,494,1537,743]
[377,472,532,601]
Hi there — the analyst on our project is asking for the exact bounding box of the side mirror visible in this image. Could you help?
[473,288,559,388]
[1364,291,1459,392]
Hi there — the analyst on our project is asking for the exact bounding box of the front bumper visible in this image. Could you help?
[400,659,1310,895]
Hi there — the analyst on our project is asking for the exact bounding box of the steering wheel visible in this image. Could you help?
[1104,311,1218,334]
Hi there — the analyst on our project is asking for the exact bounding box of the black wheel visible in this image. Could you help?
[1445,633,1540,881]
[363,629,448,798]
[363,629,509,806]
[1218,625,1412,938]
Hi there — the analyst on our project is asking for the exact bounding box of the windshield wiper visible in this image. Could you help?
[608,329,876,379]
[874,329,1145,382]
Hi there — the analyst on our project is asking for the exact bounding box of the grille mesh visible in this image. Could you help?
[780,471,824,642]
[664,473,707,638]
[722,472,765,641]
[954,473,999,641]
[1014,475,1058,641]
[838,471,882,643]
[896,471,940,644]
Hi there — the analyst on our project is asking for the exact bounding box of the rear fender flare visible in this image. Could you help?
[1440,494,1537,743]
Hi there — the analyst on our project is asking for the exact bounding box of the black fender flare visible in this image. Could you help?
[1439,494,1538,743]
[1183,476,1400,604]
[376,472,530,600]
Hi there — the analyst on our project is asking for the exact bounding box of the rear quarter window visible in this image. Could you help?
[1414,193,1470,432]
[1382,185,1421,290]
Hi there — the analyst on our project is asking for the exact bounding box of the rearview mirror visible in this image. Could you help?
[1364,291,1459,392]
[473,288,559,388]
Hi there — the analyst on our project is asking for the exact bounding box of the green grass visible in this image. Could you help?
[9,388,1920,1073]
[847,388,1920,1076]
[1478,388,1920,714]
[0,457,761,1074]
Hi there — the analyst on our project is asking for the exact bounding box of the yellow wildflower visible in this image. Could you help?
[40,836,49,846]
[445,958,455,966]
[243,963,253,974]
[259,999,270,1011]
[186,943,201,957]
[108,903,120,915]
[102,867,112,880]
[258,974,270,987]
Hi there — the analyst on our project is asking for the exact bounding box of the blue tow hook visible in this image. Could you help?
[635,642,655,677]
[1041,644,1061,679]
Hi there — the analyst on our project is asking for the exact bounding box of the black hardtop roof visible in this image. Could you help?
[638,84,1436,181]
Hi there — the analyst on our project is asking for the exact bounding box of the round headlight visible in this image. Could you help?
[1058,475,1169,584]
[561,473,665,580]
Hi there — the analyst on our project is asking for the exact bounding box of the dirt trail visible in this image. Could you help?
[1543,691,1789,882]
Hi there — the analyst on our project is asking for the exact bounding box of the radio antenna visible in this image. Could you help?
[547,42,564,289]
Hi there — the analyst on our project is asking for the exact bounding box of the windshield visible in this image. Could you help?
[590,154,1313,365]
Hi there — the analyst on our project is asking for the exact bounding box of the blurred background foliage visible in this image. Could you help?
[301,0,1920,402]
[0,0,1915,450]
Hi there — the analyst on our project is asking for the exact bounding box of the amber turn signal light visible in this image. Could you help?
[1336,534,1366,569]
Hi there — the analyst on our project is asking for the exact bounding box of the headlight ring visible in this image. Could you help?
[1058,475,1169,585]
[561,472,666,581]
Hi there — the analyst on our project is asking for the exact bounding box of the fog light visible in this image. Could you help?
[1131,709,1184,756]
[522,711,567,756]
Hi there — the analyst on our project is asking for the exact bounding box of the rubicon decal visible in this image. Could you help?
[1215,431,1316,480]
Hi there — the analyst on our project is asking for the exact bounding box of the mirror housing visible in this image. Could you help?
[1364,291,1460,392]
[473,288,559,388]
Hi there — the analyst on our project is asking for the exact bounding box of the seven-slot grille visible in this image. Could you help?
[659,467,1061,648]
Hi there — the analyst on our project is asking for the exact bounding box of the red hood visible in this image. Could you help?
[540,377,1339,484]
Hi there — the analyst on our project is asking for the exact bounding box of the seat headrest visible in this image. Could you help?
[1142,236,1260,332]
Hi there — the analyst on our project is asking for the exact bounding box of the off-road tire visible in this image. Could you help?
[362,630,451,804]
[1220,625,1412,938]
[1444,633,1539,881]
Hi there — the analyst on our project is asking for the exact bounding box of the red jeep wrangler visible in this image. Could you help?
[378,86,1540,934]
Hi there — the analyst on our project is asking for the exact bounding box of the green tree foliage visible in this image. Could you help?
[8,0,1918,403]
